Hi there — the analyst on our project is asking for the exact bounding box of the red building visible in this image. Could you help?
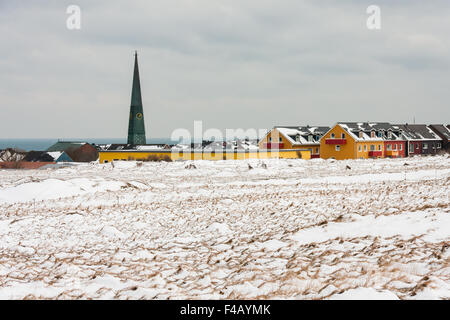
[383,129,406,158]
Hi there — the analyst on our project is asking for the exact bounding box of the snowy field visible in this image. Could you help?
[0,156,449,300]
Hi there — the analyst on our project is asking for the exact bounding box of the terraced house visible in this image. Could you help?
[395,124,442,156]
[428,124,450,151]
[381,124,407,158]
[319,122,407,160]
[258,126,330,158]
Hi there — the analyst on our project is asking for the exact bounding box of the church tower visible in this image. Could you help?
[127,51,146,145]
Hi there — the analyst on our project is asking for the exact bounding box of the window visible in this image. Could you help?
[359,132,363,138]
[335,145,340,151]
[388,132,392,139]
[364,145,367,152]
[279,137,282,142]
[371,131,375,138]
[387,144,392,151]
[296,135,300,142]
[437,143,441,149]
[358,145,362,152]
[269,137,272,142]
[342,133,346,139]
[378,131,383,138]
[331,133,335,138]
[378,144,381,151]
[409,143,414,153]
[400,144,403,151]
[308,135,313,142]
[423,143,428,150]
[104,160,108,163]
[393,144,397,151]
[370,145,375,151]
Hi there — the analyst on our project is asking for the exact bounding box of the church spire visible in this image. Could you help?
[127,51,146,145]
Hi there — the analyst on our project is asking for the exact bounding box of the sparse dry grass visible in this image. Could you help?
[0,156,449,299]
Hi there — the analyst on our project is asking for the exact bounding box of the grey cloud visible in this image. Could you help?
[0,0,449,139]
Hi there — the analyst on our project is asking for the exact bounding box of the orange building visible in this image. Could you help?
[259,126,330,158]
[320,122,404,160]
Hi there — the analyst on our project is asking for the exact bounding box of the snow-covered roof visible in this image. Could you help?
[201,140,260,151]
[135,145,164,151]
[0,149,26,162]
[272,126,330,145]
[337,122,406,141]
[394,124,442,141]
[429,125,450,140]
[47,152,63,160]
[171,144,191,150]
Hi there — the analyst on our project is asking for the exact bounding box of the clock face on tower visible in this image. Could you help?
[136,113,143,120]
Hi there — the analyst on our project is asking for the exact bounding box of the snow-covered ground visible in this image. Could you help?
[0,156,449,299]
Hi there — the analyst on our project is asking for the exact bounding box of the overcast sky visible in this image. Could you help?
[0,0,449,139]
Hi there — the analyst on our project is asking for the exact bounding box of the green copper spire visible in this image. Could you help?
[127,51,146,145]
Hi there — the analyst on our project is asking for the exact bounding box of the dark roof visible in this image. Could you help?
[23,151,55,162]
[272,126,331,145]
[339,122,393,131]
[104,144,135,151]
[274,125,330,134]
[429,124,450,140]
[47,141,90,152]
[394,124,441,141]
[337,122,404,141]
[100,144,171,151]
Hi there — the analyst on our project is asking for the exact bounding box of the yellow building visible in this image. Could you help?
[258,126,330,159]
[98,149,311,163]
[320,123,385,160]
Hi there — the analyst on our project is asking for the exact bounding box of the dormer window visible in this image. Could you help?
[296,135,300,142]
[359,132,363,139]
[388,132,392,139]
[308,135,313,142]
[377,131,382,137]
[371,131,375,138]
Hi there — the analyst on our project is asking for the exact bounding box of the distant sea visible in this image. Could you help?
[0,138,178,151]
